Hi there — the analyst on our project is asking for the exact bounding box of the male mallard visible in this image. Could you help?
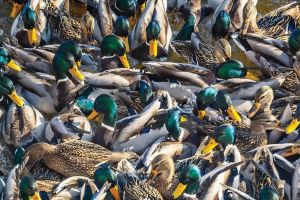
[111,0,137,29]
[0,46,22,72]
[24,140,137,178]
[285,103,300,134]
[0,75,47,149]
[174,7,197,41]
[11,0,50,47]
[130,0,172,60]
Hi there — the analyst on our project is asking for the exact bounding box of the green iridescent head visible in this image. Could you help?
[216,60,247,79]
[165,109,183,140]
[58,41,82,66]
[93,94,118,127]
[289,28,300,54]
[115,16,130,37]
[19,176,41,200]
[52,50,84,81]
[0,47,22,72]
[173,164,201,199]
[94,164,120,200]
[0,75,24,107]
[22,6,36,30]
[212,10,230,39]
[114,0,137,18]
[146,19,161,42]
[258,187,279,200]
[214,124,235,146]
[75,97,94,116]
[14,147,25,165]
[101,35,126,57]
[139,80,153,106]
[215,91,233,110]
[196,87,218,110]
[174,10,195,41]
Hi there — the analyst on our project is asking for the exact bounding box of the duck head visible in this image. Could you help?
[285,104,300,134]
[0,75,24,107]
[114,0,137,29]
[22,6,39,46]
[0,47,22,71]
[173,164,201,199]
[146,17,161,58]
[87,94,118,128]
[94,164,121,200]
[288,28,300,55]
[214,38,231,63]
[114,16,130,53]
[215,91,241,122]
[147,154,175,185]
[201,124,235,154]
[10,0,27,19]
[212,10,230,39]
[75,97,94,116]
[52,50,84,82]
[20,176,41,200]
[139,80,153,106]
[165,108,187,141]
[248,86,274,118]
[258,186,279,200]
[196,87,218,120]
[137,0,147,15]
[216,59,259,81]
[101,35,130,68]
[81,12,95,39]
[14,147,25,165]
[174,8,195,41]
[58,41,82,68]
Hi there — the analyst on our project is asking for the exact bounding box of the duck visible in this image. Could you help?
[0,75,47,148]
[0,46,22,72]
[285,103,300,134]
[111,0,137,29]
[9,0,28,19]
[24,140,137,178]
[130,0,172,61]
[11,0,51,47]
[241,0,300,41]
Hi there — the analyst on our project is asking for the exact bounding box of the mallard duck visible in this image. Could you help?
[0,75,47,149]
[11,0,51,47]
[211,0,258,34]
[24,140,137,178]
[111,0,137,29]
[0,46,22,72]
[147,154,201,199]
[285,103,300,134]
[241,0,300,41]
[130,0,172,60]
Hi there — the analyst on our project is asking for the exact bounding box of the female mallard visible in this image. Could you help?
[24,140,137,178]
[130,0,172,60]
[241,0,300,41]
[0,75,46,148]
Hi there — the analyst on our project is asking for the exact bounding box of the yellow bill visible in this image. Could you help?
[129,15,137,29]
[32,192,41,200]
[8,90,24,107]
[248,102,261,118]
[227,105,241,122]
[173,182,187,199]
[122,36,130,53]
[286,118,300,134]
[87,109,98,121]
[201,138,219,154]
[180,116,187,123]
[69,65,84,81]
[198,110,205,120]
[149,39,158,58]
[118,53,130,69]
[245,71,260,81]
[28,28,37,46]
[10,3,23,19]
[139,2,146,14]
[7,60,22,71]
[76,60,81,68]
[109,185,121,200]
